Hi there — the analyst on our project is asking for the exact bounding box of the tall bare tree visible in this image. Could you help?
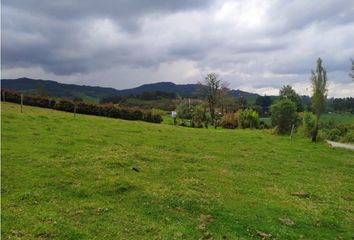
[310,58,328,142]
[219,83,232,114]
[200,73,227,124]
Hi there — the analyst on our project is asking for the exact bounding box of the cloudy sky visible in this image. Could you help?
[2,0,354,97]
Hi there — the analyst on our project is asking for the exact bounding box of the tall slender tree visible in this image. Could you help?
[310,58,328,142]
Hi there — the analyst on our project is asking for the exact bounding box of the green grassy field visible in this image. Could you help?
[2,102,354,239]
[321,113,354,125]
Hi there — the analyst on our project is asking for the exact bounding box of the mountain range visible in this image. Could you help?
[1,78,259,102]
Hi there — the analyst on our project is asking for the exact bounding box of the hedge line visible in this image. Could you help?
[1,89,162,123]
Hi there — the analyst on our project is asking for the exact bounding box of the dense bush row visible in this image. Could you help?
[219,108,260,129]
[317,119,353,143]
[296,112,354,143]
[1,89,162,123]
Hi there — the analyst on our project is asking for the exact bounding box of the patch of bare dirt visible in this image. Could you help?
[279,218,295,226]
[256,230,272,239]
[199,231,213,240]
[199,214,214,223]
[197,214,215,240]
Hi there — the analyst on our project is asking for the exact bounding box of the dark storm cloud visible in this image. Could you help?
[2,0,215,73]
[8,0,212,17]
[2,0,354,96]
[2,0,214,30]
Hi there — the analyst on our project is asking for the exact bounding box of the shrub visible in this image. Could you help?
[205,112,212,128]
[151,108,166,116]
[55,99,75,112]
[49,99,56,108]
[192,105,204,128]
[23,95,51,108]
[259,120,270,129]
[101,104,120,118]
[238,108,259,129]
[342,130,354,143]
[143,110,163,123]
[176,102,193,120]
[178,121,187,127]
[270,99,298,134]
[302,112,316,137]
[326,128,342,141]
[321,124,349,142]
[1,89,54,108]
[1,89,21,103]
[316,129,326,141]
[130,109,144,120]
[220,113,237,129]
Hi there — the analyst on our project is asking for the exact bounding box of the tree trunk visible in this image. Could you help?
[312,114,320,142]
[311,124,318,142]
[209,105,215,125]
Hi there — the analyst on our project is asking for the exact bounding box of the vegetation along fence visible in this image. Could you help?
[0,89,163,123]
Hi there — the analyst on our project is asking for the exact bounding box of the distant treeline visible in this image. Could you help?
[100,90,179,111]
[252,95,354,116]
[101,90,177,103]
[327,97,354,113]
[1,89,162,123]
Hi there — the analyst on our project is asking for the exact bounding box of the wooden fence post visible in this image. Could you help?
[20,94,23,113]
[2,91,5,102]
[290,124,295,139]
[74,104,77,117]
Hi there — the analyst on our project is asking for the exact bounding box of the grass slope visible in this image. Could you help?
[2,102,354,240]
[321,113,354,125]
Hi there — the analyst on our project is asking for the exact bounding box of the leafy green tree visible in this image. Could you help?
[310,58,328,142]
[176,101,192,120]
[270,99,298,134]
[255,95,272,116]
[279,85,303,112]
